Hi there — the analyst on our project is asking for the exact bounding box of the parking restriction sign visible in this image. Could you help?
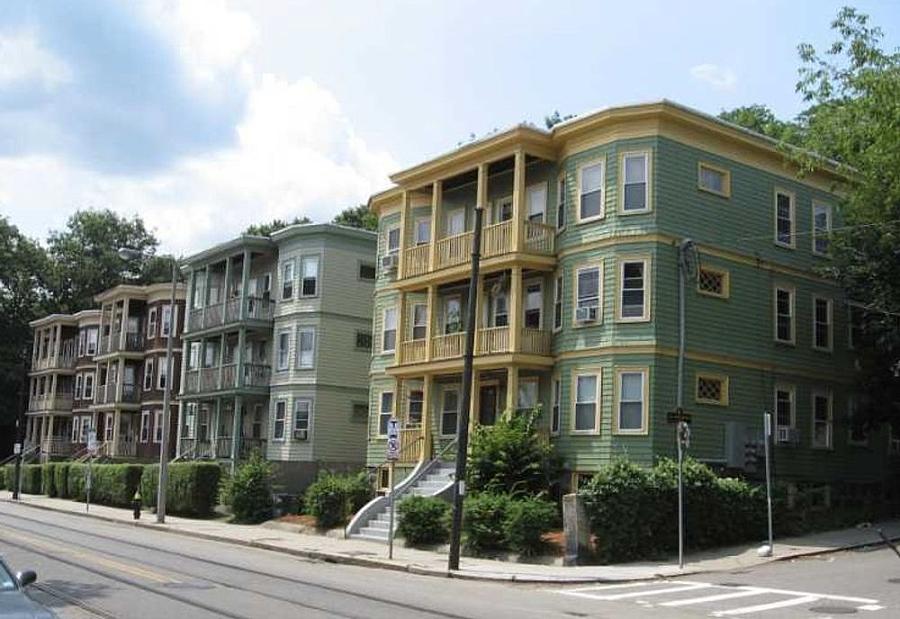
[386,418,400,461]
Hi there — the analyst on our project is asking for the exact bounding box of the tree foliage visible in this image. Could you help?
[544,110,575,129]
[717,104,806,146]
[332,204,377,231]
[243,216,312,237]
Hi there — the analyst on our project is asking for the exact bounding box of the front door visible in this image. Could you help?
[479,384,499,426]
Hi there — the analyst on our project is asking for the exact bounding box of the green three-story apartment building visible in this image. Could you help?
[364,100,892,494]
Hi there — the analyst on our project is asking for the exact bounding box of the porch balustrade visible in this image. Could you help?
[215,436,233,458]
[183,364,270,394]
[42,438,72,456]
[523,221,555,254]
[403,245,430,277]
[199,368,218,392]
[394,326,551,366]
[434,231,473,270]
[431,332,466,360]
[397,427,423,464]
[203,303,224,329]
[32,355,77,371]
[243,363,271,387]
[188,309,203,331]
[520,327,552,355]
[116,438,137,458]
[481,220,513,258]
[186,296,275,334]
[221,363,237,389]
[399,339,428,364]
[476,326,510,354]
[240,438,267,459]
[185,370,200,393]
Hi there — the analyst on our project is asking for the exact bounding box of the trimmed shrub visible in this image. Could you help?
[64,463,143,507]
[228,452,274,524]
[21,465,43,494]
[0,465,7,490]
[55,463,71,499]
[67,464,88,500]
[397,496,450,546]
[304,471,374,529]
[463,492,512,555]
[140,462,222,517]
[42,463,58,497]
[503,497,558,557]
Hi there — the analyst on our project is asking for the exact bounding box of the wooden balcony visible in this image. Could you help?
[32,355,77,371]
[28,393,74,412]
[182,363,271,395]
[395,327,552,369]
[431,332,466,360]
[399,220,555,283]
[186,296,275,334]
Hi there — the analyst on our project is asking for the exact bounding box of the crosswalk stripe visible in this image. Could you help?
[713,594,821,616]
[660,588,769,607]
[567,581,666,593]
[583,583,712,601]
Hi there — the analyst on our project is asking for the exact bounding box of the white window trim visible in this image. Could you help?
[614,367,649,435]
[517,376,540,411]
[551,375,561,436]
[445,209,466,237]
[293,398,313,439]
[75,374,83,400]
[576,157,606,223]
[412,303,428,340]
[526,181,548,223]
[273,400,287,442]
[153,410,164,444]
[774,383,796,429]
[571,369,601,435]
[281,260,295,300]
[147,308,158,338]
[140,410,151,443]
[773,284,796,345]
[276,329,291,371]
[695,372,729,406]
[619,150,651,214]
[84,374,94,400]
[573,262,603,327]
[697,161,731,198]
[377,390,394,438]
[381,306,397,354]
[143,357,154,391]
[773,188,796,249]
[523,279,543,331]
[386,225,401,255]
[553,273,563,333]
[299,254,320,298]
[297,326,316,369]
[160,305,177,338]
[491,195,513,224]
[616,257,651,323]
[413,217,431,246]
[812,295,834,352]
[811,389,833,450]
[812,201,833,256]
[847,301,864,350]
[157,357,168,390]
[440,384,461,437]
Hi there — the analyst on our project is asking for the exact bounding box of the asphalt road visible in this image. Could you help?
[1,500,899,619]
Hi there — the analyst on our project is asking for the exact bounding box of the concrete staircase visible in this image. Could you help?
[351,463,456,543]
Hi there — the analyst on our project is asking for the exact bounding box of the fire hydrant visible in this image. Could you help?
[132,490,141,520]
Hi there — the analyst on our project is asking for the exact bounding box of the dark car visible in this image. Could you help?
[0,556,57,619]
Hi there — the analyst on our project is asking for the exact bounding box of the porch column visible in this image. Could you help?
[97,307,105,355]
[505,366,519,418]
[115,358,125,402]
[217,332,226,389]
[119,298,130,349]
[394,378,404,421]
[512,149,526,252]
[240,250,251,320]
[50,374,58,400]
[236,328,247,388]
[468,372,480,438]
[223,254,233,322]
[53,325,61,366]
[421,374,433,460]
[185,269,195,332]
[111,411,121,456]
[212,399,221,458]
[175,402,185,457]
[200,265,210,326]
[395,291,407,365]
[428,181,442,271]
[425,285,437,362]
[397,190,410,278]
[230,395,243,463]
[474,274,485,348]
[509,266,523,353]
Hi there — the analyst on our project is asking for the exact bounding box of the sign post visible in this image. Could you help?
[668,409,691,570]
[86,429,97,514]
[386,418,400,560]
[760,412,774,557]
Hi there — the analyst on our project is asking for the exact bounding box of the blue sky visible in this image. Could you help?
[0,0,897,254]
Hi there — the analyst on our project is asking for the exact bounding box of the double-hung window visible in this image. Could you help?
[300,256,319,297]
[517,378,539,412]
[140,411,151,443]
[526,183,547,223]
[774,385,795,430]
[143,358,154,391]
[617,369,647,433]
[281,261,294,300]
[575,266,601,322]
[414,218,431,246]
[297,327,316,369]
[524,282,542,329]
[153,410,164,443]
[276,330,290,370]
[775,190,795,248]
[71,417,81,442]
[553,275,563,331]
[75,375,83,400]
[812,391,832,449]
[84,374,94,400]
[578,160,604,221]
[492,292,508,327]
[573,373,599,432]
[444,296,461,334]
[386,226,400,255]
[147,308,157,338]
[87,328,98,355]
[157,357,168,390]
[189,342,201,369]
[382,307,397,353]
[619,259,649,321]
[813,296,833,351]
[813,202,832,255]
[273,401,286,440]
[441,387,460,436]
[446,210,465,236]
[408,390,424,425]
[551,378,561,435]
[294,399,311,439]
[774,286,795,343]
[161,305,176,337]
[412,304,427,340]
[556,176,566,230]
[621,152,649,212]
[379,392,393,436]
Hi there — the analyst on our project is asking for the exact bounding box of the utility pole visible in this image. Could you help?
[12,358,27,501]
[157,258,178,524]
[448,206,483,572]
[675,238,695,570]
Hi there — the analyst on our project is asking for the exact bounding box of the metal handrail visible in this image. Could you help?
[392,437,458,502]
[0,444,40,467]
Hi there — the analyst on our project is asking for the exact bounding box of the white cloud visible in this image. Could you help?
[0,28,72,90]
[0,1,396,255]
[689,63,737,91]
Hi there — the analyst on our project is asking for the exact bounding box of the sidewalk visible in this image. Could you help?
[4,493,899,584]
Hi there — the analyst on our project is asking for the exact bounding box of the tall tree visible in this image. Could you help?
[717,104,806,146]
[46,209,160,312]
[793,7,900,430]
[243,216,311,237]
[332,204,377,231]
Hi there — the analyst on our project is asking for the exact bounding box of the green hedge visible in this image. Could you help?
[304,471,373,529]
[55,463,71,499]
[227,452,274,524]
[463,493,512,555]
[397,496,450,547]
[580,458,767,563]
[140,462,222,517]
[503,497,558,557]
[20,465,43,494]
[42,463,58,497]
[66,463,144,507]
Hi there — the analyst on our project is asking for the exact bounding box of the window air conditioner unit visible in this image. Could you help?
[776,426,799,445]
[293,429,308,441]
[575,306,598,323]
[381,254,398,275]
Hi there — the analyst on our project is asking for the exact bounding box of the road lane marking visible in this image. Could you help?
[660,588,769,606]
[713,594,821,616]
[589,583,712,600]
[0,527,177,584]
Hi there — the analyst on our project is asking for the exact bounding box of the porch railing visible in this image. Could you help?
[403,245,430,278]
[431,332,466,360]
[243,363,271,387]
[520,327,552,355]
[42,438,72,456]
[185,370,200,393]
[116,438,137,458]
[199,368,218,392]
[240,438,267,459]
[221,364,237,389]
[482,220,513,258]
[203,303,224,329]
[398,427,424,464]
[524,221,555,255]
[476,326,510,354]
[435,231,473,270]
[215,436,233,458]
[400,339,428,364]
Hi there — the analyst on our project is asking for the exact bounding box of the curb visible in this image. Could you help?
[3,497,897,585]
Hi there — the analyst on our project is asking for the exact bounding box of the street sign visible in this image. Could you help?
[87,430,98,455]
[677,421,691,449]
[386,418,400,461]
[667,408,692,424]
[13,443,21,455]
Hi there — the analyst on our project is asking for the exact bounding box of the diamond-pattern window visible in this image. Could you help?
[696,375,727,405]
[698,267,728,298]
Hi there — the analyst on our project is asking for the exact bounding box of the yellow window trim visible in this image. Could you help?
[571,260,604,328]
[695,372,729,406]
[615,256,652,323]
[697,265,730,299]
[618,149,652,215]
[773,187,797,249]
[697,161,731,198]
[613,366,649,435]
[570,367,602,435]
[575,156,607,224]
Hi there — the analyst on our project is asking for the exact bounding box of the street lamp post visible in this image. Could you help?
[119,249,178,524]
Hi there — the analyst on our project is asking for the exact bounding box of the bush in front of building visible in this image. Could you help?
[41,463,58,496]
[579,457,767,563]
[397,496,450,547]
[502,496,558,557]
[20,464,43,494]
[462,492,512,555]
[66,463,144,507]
[226,452,274,524]
[140,462,222,517]
[303,471,374,529]
[55,463,71,499]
